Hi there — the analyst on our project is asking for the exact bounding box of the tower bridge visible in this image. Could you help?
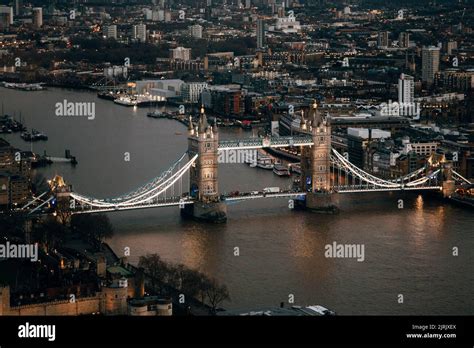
[21,104,471,222]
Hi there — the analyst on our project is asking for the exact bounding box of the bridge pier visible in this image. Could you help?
[181,202,227,223]
[184,107,227,223]
[304,192,339,213]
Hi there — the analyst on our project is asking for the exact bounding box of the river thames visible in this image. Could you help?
[1,87,473,314]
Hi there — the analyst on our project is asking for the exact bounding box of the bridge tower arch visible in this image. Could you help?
[182,107,227,223]
[300,103,338,213]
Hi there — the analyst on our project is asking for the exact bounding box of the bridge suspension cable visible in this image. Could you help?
[452,170,472,184]
[70,153,197,209]
[330,149,442,191]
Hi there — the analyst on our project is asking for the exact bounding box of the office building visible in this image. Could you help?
[377,31,389,48]
[105,25,117,39]
[170,47,191,61]
[189,24,203,39]
[398,73,415,105]
[32,7,43,29]
[422,46,440,86]
[256,19,265,49]
[133,24,147,42]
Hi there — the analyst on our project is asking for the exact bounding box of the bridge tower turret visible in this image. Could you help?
[300,102,338,213]
[183,107,227,223]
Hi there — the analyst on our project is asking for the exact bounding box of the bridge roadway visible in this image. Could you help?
[222,191,307,202]
[70,197,194,214]
[334,186,442,193]
[70,185,444,214]
[218,135,313,151]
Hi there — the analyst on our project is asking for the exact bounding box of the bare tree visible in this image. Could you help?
[138,254,169,295]
[70,214,114,250]
[205,279,230,314]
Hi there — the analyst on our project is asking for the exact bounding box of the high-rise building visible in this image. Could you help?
[398,73,415,105]
[32,7,43,29]
[181,82,208,103]
[422,46,440,86]
[133,24,147,42]
[256,19,265,49]
[444,40,458,55]
[0,6,14,30]
[398,32,410,48]
[189,24,203,39]
[170,47,191,61]
[377,31,389,48]
[105,25,117,40]
[14,0,22,16]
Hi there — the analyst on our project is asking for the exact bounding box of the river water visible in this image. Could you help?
[1,87,473,315]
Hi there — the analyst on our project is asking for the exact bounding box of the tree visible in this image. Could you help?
[138,254,169,295]
[197,272,212,305]
[205,279,230,314]
[32,218,67,252]
[70,214,114,250]
[0,213,28,241]
[180,268,206,298]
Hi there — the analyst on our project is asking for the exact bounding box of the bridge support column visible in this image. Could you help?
[304,192,339,213]
[300,103,339,213]
[181,202,227,223]
[182,108,227,223]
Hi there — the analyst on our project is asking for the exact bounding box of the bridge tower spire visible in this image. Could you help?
[183,106,227,222]
[300,102,338,213]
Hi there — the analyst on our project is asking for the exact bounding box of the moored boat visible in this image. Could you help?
[273,164,290,176]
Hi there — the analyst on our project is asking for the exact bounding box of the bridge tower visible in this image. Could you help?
[300,103,338,213]
[49,175,73,224]
[182,107,227,223]
[441,161,456,198]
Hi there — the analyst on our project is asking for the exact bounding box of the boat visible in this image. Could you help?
[21,129,48,141]
[21,132,32,141]
[306,305,336,316]
[289,163,301,175]
[3,82,45,91]
[33,130,48,141]
[257,154,274,170]
[147,111,167,118]
[273,164,290,176]
[115,94,163,107]
[114,96,138,106]
[97,91,118,101]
